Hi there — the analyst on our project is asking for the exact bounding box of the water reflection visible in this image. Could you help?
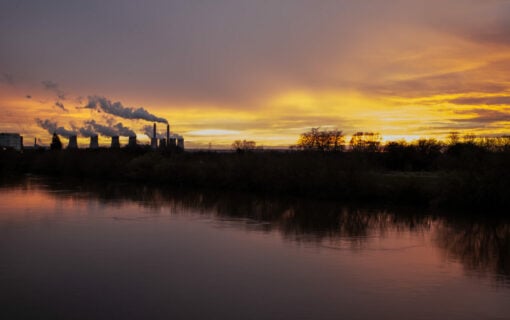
[4,177,509,282]
[436,220,510,282]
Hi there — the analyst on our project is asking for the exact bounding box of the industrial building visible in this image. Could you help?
[9,122,184,151]
[0,133,23,150]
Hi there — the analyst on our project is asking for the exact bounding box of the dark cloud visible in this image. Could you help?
[361,58,510,99]
[26,95,32,99]
[453,108,510,124]
[35,118,76,137]
[449,96,510,106]
[41,80,66,100]
[54,101,67,111]
[84,96,167,124]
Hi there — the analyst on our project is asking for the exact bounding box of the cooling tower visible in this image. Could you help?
[159,138,166,148]
[89,135,99,149]
[111,136,120,149]
[151,138,158,149]
[168,137,176,148]
[177,137,184,150]
[128,136,137,147]
[67,135,78,149]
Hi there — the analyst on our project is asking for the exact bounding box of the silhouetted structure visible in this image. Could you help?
[67,135,78,149]
[50,133,62,150]
[150,123,158,149]
[89,135,99,149]
[159,138,166,148]
[169,137,176,148]
[0,133,23,151]
[128,136,137,147]
[177,137,184,149]
[111,136,120,148]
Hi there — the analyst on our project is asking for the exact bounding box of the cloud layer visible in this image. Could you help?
[2,0,510,146]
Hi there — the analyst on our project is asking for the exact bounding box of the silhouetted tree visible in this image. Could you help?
[447,131,460,145]
[297,128,344,152]
[349,132,381,152]
[232,140,256,153]
[50,133,62,150]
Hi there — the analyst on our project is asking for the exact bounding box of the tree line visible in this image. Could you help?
[294,128,510,153]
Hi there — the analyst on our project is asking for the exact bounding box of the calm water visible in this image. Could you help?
[1,178,509,320]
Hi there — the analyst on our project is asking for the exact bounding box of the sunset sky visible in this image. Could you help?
[1,0,510,148]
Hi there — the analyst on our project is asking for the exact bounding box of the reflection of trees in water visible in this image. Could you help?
[30,178,510,279]
[435,220,510,279]
[33,177,432,242]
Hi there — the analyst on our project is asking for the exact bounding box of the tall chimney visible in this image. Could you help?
[89,135,99,149]
[167,124,170,146]
[67,135,78,149]
[150,123,158,149]
[111,136,120,149]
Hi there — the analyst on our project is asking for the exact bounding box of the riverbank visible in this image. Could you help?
[1,148,509,212]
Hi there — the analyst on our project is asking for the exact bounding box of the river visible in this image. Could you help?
[0,177,509,319]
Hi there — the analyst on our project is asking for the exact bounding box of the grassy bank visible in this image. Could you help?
[1,147,510,211]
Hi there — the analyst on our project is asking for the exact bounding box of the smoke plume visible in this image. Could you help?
[78,125,96,137]
[143,124,164,139]
[143,124,182,139]
[85,96,168,124]
[36,118,76,138]
[83,120,135,137]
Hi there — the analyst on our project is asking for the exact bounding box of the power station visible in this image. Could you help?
[1,122,184,151]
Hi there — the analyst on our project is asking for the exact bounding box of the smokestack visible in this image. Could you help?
[67,135,78,149]
[150,123,158,149]
[111,136,120,148]
[166,124,170,145]
[89,135,99,149]
[128,136,137,147]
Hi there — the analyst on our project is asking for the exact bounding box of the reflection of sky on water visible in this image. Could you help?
[0,177,509,319]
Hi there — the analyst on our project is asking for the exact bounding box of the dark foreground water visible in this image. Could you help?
[0,178,509,320]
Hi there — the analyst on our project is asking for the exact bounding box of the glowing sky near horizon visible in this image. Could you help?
[1,0,510,148]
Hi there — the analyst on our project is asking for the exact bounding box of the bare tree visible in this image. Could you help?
[232,140,257,153]
[297,128,345,152]
[349,132,381,152]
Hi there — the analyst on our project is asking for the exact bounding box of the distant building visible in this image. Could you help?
[0,133,23,150]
